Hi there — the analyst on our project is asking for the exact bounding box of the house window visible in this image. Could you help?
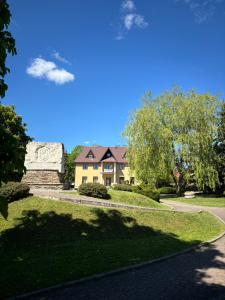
[93,176,98,183]
[93,163,98,170]
[119,177,124,184]
[130,177,135,185]
[119,163,124,170]
[82,176,87,184]
[83,163,88,170]
[105,164,112,170]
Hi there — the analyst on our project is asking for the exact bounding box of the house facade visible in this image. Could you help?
[74,146,135,188]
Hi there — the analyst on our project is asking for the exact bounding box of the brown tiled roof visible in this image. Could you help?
[75,146,127,163]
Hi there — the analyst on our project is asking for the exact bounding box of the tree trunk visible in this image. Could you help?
[171,171,183,196]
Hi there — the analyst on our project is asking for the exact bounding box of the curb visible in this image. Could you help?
[9,219,225,299]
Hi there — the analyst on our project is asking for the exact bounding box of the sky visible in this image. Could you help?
[4,0,225,152]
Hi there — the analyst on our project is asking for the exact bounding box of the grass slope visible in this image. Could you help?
[165,196,225,207]
[0,197,224,298]
[66,189,168,209]
[108,189,168,209]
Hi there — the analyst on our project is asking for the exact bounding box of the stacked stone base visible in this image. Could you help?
[22,170,65,190]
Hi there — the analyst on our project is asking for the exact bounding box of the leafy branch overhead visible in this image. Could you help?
[0,0,17,99]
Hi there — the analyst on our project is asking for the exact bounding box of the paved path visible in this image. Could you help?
[161,199,225,223]
[22,192,225,300]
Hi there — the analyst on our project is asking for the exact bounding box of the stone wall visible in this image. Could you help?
[22,170,64,190]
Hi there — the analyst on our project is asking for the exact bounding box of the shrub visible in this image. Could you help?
[132,185,160,202]
[78,183,110,199]
[159,186,176,194]
[112,184,133,192]
[0,182,30,203]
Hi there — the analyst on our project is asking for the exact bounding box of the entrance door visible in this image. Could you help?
[105,177,112,186]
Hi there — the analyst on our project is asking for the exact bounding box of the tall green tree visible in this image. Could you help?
[0,0,17,99]
[64,145,83,183]
[215,101,225,191]
[0,105,31,218]
[124,88,220,195]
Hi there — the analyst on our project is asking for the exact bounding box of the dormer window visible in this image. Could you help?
[106,152,111,158]
[86,150,94,158]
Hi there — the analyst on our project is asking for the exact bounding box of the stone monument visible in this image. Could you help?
[22,142,65,189]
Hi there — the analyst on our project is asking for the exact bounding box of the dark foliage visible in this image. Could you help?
[64,145,83,183]
[159,186,176,194]
[0,0,17,99]
[0,105,31,185]
[132,185,160,202]
[78,182,110,199]
[0,182,30,203]
[112,184,133,192]
[215,102,225,192]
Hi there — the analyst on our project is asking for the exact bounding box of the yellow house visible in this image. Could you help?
[74,146,135,188]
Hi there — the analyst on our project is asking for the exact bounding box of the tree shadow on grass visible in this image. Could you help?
[0,208,225,299]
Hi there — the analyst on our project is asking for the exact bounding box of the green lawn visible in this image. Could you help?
[164,196,225,207]
[66,189,169,209]
[108,189,168,209]
[0,197,224,298]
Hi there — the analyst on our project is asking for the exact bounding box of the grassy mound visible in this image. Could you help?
[0,197,224,298]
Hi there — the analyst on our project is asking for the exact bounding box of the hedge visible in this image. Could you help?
[78,183,110,199]
[0,182,30,203]
[112,184,133,192]
[132,185,160,202]
[159,186,176,194]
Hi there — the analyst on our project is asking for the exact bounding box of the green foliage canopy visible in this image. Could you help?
[0,105,31,184]
[215,101,225,190]
[0,0,17,99]
[124,88,220,193]
[64,145,83,182]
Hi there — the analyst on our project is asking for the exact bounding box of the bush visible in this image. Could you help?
[159,186,176,194]
[132,185,160,202]
[112,184,133,192]
[78,183,110,199]
[0,182,30,203]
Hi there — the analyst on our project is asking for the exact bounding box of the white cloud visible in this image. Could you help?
[123,13,148,30]
[134,14,148,28]
[124,14,135,29]
[52,51,71,65]
[26,58,75,85]
[175,0,224,23]
[115,1,148,39]
[122,0,135,11]
[84,141,90,145]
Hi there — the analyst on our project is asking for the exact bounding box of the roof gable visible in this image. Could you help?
[75,146,127,163]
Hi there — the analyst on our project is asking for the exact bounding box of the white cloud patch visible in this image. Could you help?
[122,0,136,11]
[175,0,224,23]
[115,0,148,40]
[124,14,135,29]
[52,51,71,65]
[26,58,75,85]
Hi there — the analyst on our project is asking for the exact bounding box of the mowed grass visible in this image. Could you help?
[0,197,224,298]
[66,189,169,209]
[108,189,168,209]
[165,196,225,207]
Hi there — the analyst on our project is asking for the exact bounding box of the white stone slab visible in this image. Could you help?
[24,142,65,173]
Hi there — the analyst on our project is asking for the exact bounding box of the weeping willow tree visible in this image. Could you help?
[123,88,220,195]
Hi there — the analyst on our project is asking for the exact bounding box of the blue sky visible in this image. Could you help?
[4,0,225,152]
